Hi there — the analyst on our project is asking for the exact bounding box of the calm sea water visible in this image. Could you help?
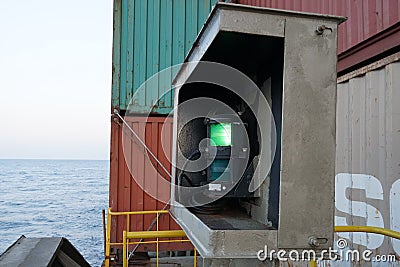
[0,159,109,266]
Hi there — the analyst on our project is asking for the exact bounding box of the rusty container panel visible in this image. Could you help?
[236,0,400,72]
[109,116,192,252]
[332,56,400,266]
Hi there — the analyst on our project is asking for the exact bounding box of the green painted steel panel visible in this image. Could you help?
[111,0,221,113]
[111,1,121,107]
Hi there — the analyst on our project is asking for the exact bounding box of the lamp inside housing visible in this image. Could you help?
[170,3,345,261]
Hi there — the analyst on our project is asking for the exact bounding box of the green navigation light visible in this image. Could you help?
[210,123,232,147]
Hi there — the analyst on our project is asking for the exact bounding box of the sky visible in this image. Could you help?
[0,0,113,160]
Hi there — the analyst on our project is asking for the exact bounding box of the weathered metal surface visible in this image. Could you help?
[236,0,400,56]
[332,60,400,266]
[109,116,192,251]
[0,236,90,267]
[174,3,345,87]
[171,205,278,258]
[171,2,343,259]
[112,0,224,112]
[338,52,400,83]
[238,0,400,73]
[337,21,400,74]
[278,16,339,250]
[174,4,290,88]
[268,57,400,267]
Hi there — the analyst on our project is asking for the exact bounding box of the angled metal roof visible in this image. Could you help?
[0,235,90,267]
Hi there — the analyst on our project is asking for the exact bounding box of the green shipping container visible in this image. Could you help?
[112,0,223,113]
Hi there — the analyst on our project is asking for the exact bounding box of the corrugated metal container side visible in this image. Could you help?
[109,116,192,251]
[112,0,224,113]
[112,0,400,113]
[236,0,400,72]
[271,55,400,267]
[109,0,400,259]
[333,55,400,266]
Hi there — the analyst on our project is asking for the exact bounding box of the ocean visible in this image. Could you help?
[0,159,109,266]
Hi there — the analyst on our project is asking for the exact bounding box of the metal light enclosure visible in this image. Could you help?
[170,2,346,262]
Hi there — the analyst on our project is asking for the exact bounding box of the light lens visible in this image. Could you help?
[210,123,232,146]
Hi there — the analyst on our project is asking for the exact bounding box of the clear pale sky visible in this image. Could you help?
[0,1,113,160]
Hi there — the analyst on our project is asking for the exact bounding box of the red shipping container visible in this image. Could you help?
[109,115,192,252]
[234,0,400,72]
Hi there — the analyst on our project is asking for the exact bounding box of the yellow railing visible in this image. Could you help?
[105,208,197,267]
[123,229,196,267]
[105,208,400,267]
[335,225,400,240]
[309,225,400,267]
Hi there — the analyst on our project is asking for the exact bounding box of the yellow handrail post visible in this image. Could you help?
[156,212,159,267]
[105,208,112,267]
[123,230,127,267]
[194,248,197,267]
[156,237,159,267]
[127,214,130,233]
[310,259,317,267]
